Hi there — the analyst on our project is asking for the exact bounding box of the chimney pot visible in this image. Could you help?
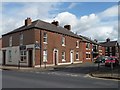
[51,20,59,26]
[25,17,32,26]
[64,25,71,30]
[106,38,110,42]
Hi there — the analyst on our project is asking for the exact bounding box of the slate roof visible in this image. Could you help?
[2,19,82,39]
[79,35,99,45]
[99,41,118,47]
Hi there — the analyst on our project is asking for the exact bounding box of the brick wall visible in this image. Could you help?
[34,29,83,65]
[2,29,35,48]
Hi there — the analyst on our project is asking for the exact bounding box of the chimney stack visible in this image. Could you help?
[51,20,59,26]
[94,39,98,42]
[106,38,110,42]
[25,17,32,26]
[64,25,71,30]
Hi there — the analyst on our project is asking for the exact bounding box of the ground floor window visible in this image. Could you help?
[86,54,90,59]
[43,50,47,62]
[20,50,27,62]
[76,52,79,60]
[8,50,12,62]
[62,51,65,62]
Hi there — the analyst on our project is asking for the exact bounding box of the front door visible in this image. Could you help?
[70,50,74,64]
[2,51,6,65]
[28,50,33,67]
[53,49,58,65]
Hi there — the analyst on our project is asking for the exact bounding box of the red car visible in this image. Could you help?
[105,56,119,66]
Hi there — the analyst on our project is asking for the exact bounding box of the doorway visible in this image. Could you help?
[53,49,58,65]
[28,50,33,67]
[2,51,6,65]
[70,50,74,64]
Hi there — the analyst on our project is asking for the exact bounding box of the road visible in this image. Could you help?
[2,70,119,88]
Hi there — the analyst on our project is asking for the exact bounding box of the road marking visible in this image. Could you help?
[36,72,40,74]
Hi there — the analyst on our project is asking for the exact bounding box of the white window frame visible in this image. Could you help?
[43,50,47,62]
[20,33,23,45]
[86,52,91,60]
[9,36,12,47]
[110,47,112,52]
[20,50,27,62]
[43,32,47,44]
[62,51,66,62]
[76,41,79,48]
[86,43,90,50]
[62,36,65,46]
[8,50,12,62]
[76,52,79,60]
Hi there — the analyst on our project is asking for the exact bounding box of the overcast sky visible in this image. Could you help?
[1,2,119,42]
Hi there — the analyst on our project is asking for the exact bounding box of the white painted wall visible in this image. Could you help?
[2,44,35,66]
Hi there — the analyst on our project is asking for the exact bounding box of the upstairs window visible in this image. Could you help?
[105,47,109,52]
[86,43,90,49]
[9,36,12,47]
[76,41,79,48]
[43,32,47,44]
[110,47,112,52]
[20,33,23,45]
[62,36,65,46]
[62,51,65,61]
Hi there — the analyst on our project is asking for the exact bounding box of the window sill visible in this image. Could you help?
[76,59,79,61]
[62,59,66,62]
[86,58,91,60]
[86,48,90,50]
[76,46,79,48]
[43,42,48,44]
[62,44,65,47]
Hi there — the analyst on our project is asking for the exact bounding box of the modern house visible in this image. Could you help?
[99,38,119,58]
[2,18,87,67]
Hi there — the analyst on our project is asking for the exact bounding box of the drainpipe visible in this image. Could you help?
[40,30,42,67]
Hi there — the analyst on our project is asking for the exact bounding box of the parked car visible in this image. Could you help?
[105,56,119,66]
[94,55,107,63]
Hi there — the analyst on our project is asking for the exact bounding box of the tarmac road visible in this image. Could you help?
[2,70,119,88]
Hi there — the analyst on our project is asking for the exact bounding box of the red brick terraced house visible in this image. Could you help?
[2,18,87,67]
[99,38,119,58]
[78,35,105,62]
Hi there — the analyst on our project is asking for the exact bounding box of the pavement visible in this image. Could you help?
[0,62,120,80]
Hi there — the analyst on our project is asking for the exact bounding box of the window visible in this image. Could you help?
[76,41,79,48]
[110,47,112,52]
[62,51,65,61]
[20,50,27,62]
[76,52,79,60]
[43,50,47,62]
[9,36,12,47]
[20,33,23,45]
[86,43,90,49]
[43,32,47,44]
[86,54,90,59]
[105,47,109,52]
[8,50,12,62]
[62,36,65,46]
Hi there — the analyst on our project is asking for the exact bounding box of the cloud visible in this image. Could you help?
[1,2,61,36]
[53,5,118,42]
[1,3,118,42]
